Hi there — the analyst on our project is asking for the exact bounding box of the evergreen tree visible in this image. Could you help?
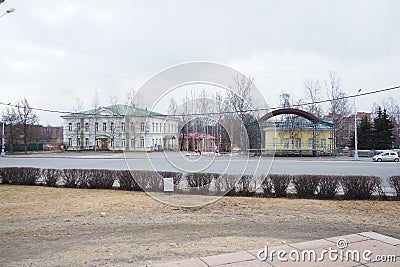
[355,115,373,149]
[373,107,394,149]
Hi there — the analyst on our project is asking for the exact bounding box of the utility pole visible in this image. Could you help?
[1,121,5,156]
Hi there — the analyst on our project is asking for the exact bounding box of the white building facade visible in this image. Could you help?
[61,104,179,151]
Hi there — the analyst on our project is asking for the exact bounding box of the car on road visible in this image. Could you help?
[372,151,399,162]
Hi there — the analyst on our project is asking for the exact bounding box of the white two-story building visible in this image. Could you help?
[61,104,179,151]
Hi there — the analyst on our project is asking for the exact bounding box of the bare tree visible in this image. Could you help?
[168,98,178,116]
[125,93,143,151]
[127,88,144,109]
[2,106,19,153]
[304,79,323,118]
[326,71,352,149]
[108,96,119,152]
[17,98,39,154]
[226,75,261,154]
[72,97,84,151]
[92,91,100,151]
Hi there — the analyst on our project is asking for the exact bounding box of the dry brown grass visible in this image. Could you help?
[1,185,399,266]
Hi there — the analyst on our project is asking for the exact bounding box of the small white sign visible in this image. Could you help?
[163,178,174,192]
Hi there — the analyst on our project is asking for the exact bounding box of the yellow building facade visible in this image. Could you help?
[264,118,334,156]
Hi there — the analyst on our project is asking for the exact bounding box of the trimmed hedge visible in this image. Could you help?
[0,167,40,185]
[317,175,339,199]
[0,167,397,201]
[340,175,382,200]
[269,174,292,197]
[292,175,321,199]
[186,172,215,194]
[389,176,400,199]
[214,174,239,196]
[41,169,62,187]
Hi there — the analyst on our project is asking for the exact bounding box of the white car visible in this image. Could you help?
[372,151,399,162]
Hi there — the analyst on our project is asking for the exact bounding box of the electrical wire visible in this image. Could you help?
[0,85,399,118]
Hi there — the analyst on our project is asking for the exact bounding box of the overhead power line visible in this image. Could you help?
[0,85,399,118]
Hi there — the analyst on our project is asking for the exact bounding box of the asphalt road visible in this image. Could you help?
[0,152,398,185]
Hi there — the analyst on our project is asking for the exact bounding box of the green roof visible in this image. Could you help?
[62,104,172,118]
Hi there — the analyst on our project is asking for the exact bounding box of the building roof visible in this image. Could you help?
[61,104,175,119]
[263,116,334,130]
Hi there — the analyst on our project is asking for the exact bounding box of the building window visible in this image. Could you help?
[110,122,114,132]
[140,137,145,147]
[155,123,158,132]
[96,139,100,147]
[131,139,135,147]
[121,122,125,132]
[110,139,114,147]
[68,138,72,146]
[308,138,314,149]
[296,138,302,149]
[77,123,81,132]
[85,122,89,132]
[272,138,278,150]
[121,139,125,148]
[95,122,99,132]
[131,121,135,131]
[140,122,145,132]
[68,123,72,132]
[77,138,81,147]
[284,138,290,150]
[85,138,89,147]
[152,123,155,132]
[103,122,107,131]
[321,139,327,149]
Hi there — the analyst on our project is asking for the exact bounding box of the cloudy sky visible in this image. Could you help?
[1,0,399,125]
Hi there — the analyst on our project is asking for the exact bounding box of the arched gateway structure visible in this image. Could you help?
[259,108,320,123]
[253,108,333,156]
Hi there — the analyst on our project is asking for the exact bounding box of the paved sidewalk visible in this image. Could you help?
[146,232,400,267]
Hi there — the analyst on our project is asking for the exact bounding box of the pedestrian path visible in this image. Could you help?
[145,232,400,266]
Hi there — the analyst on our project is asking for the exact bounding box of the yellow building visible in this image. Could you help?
[264,117,334,156]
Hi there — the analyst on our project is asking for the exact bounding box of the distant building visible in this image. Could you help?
[61,104,179,151]
[1,123,63,152]
[323,112,371,148]
[264,117,334,156]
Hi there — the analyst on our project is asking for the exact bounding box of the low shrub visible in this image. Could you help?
[186,172,215,194]
[340,175,382,200]
[0,167,16,184]
[0,167,40,185]
[116,170,141,191]
[389,176,400,199]
[292,175,321,198]
[42,169,62,187]
[135,170,163,191]
[158,171,183,186]
[261,175,273,197]
[235,175,255,196]
[87,169,115,189]
[63,169,88,188]
[269,174,292,197]
[214,174,240,196]
[317,175,339,199]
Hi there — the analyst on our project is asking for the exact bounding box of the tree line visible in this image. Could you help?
[2,98,39,153]
[352,107,395,150]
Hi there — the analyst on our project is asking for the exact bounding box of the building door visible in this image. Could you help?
[101,139,108,149]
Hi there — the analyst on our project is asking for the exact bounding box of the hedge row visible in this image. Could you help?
[0,167,399,200]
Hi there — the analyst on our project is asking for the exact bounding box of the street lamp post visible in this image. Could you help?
[0,8,15,18]
[1,121,5,156]
[354,89,362,160]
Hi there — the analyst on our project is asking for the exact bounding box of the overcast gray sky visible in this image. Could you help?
[1,0,399,125]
